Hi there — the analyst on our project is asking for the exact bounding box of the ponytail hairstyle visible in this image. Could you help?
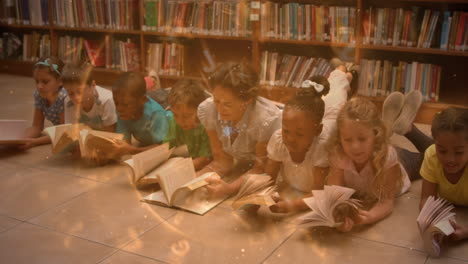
[328,97,399,202]
[208,61,259,102]
[284,75,330,124]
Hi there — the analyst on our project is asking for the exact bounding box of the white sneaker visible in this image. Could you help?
[382,92,405,137]
[392,90,423,135]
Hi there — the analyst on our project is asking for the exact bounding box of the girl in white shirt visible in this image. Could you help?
[327,97,411,232]
[266,76,332,213]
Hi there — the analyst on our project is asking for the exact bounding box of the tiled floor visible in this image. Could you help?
[0,74,467,264]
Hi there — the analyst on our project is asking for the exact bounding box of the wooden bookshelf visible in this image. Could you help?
[359,44,468,57]
[0,0,466,124]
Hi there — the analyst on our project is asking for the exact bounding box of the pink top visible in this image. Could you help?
[332,146,411,197]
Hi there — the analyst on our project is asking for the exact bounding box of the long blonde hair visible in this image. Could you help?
[328,97,401,201]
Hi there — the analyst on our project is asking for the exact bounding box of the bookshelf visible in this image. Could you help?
[0,0,467,124]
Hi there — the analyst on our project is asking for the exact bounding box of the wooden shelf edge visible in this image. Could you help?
[396,0,468,3]
[258,38,356,48]
[360,44,468,57]
[53,26,140,35]
[142,31,254,41]
[0,23,51,30]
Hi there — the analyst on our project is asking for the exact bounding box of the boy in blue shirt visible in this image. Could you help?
[112,72,170,156]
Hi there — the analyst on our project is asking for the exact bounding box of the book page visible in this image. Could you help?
[0,120,28,144]
[299,186,359,228]
[234,174,273,200]
[141,191,170,206]
[232,184,276,210]
[126,143,172,182]
[417,196,456,257]
[172,185,227,215]
[171,144,190,157]
[157,158,196,204]
[82,133,121,159]
[179,172,217,191]
[138,157,184,185]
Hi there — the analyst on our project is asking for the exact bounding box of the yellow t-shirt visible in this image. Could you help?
[420,145,468,206]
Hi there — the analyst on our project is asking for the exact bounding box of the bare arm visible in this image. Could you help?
[197,129,233,176]
[264,158,281,181]
[20,109,51,149]
[327,166,345,186]
[24,108,45,138]
[193,156,212,171]
[419,179,438,210]
[270,166,329,213]
[101,123,117,133]
[357,164,400,225]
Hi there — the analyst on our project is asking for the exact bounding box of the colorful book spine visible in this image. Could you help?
[358,59,441,102]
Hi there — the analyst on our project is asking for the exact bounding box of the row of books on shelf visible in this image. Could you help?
[53,0,138,30]
[143,0,252,37]
[260,2,356,43]
[146,42,184,76]
[22,32,51,61]
[58,36,140,72]
[363,7,468,51]
[0,0,48,26]
[358,59,441,102]
[0,32,50,61]
[259,51,336,88]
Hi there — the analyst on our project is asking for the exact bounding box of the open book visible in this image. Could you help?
[297,185,361,228]
[44,124,124,157]
[231,174,277,210]
[77,129,125,159]
[123,143,189,186]
[141,161,226,215]
[0,120,28,145]
[417,196,456,257]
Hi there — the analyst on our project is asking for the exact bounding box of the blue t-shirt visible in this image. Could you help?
[34,87,67,125]
[116,97,169,146]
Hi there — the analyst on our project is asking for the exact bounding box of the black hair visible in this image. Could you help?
[33,56,65,79]
[61,62,94,86]
[431,107,468,139]
[208,61,259,101]
[112,72,146,97]
[168,79,209,108]
[284,75,330,123]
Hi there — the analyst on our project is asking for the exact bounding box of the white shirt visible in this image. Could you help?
[267,129,329,193]
[198,96,282,161]
[64,85,117,130]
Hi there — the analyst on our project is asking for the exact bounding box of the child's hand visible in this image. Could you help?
[269,195,292,213]
[449,219,468,241]
[355,209,374,225]
[205,176,232,198]
[336,217,355,232]
[17,138,37,150]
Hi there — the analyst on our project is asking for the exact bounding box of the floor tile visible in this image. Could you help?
[0,215,22,233]
[100,251,164,264]
[0,167,99,220]
[426,258,468,264]
[404,179,423,199]
[124,207,296,264]
[347,196,423,251]
[0,222,114,264]
[30,180,175,248]
[264,229,427,264]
